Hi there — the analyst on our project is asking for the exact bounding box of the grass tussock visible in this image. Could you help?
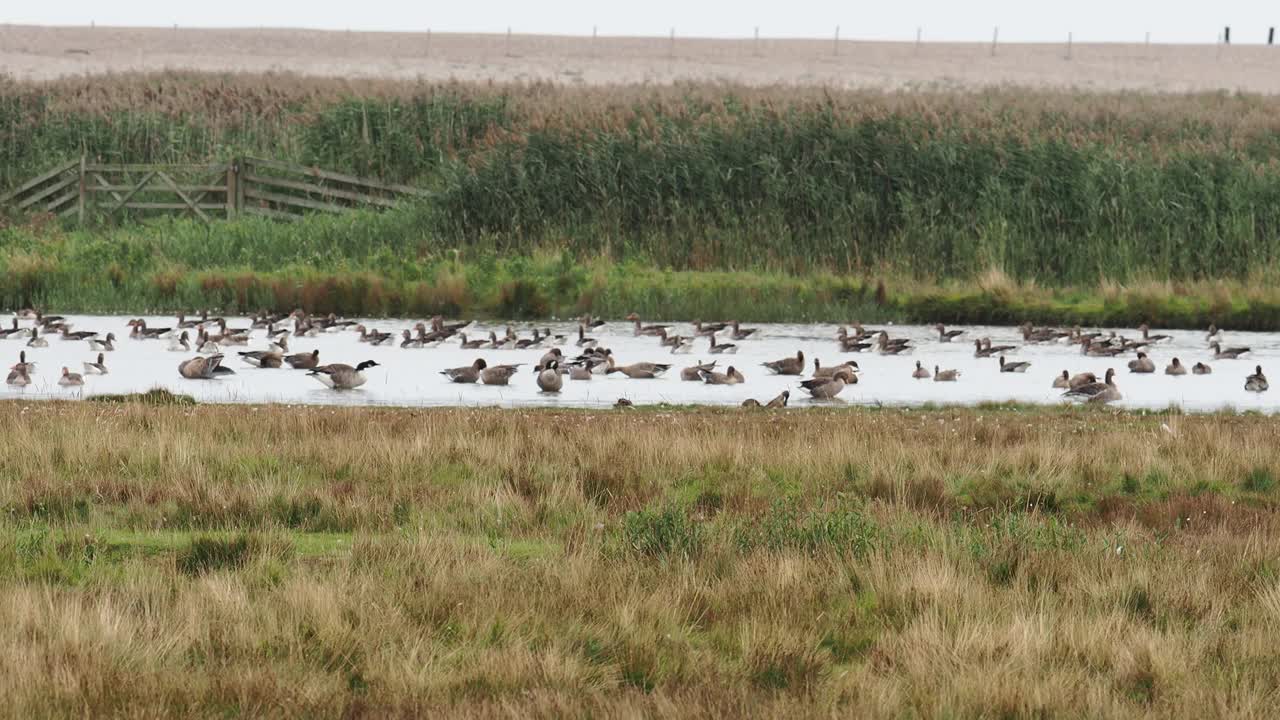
[0,402,1278,714]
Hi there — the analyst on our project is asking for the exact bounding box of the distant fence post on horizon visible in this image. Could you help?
[753,27,760,57]
[833,26,840,56]
[1270,27,1275,45]
[1224,26,1231,45]
[915,27,922,54]
[668,27,675,58]
[990,27,998,56]
[425,28,430,57]
[1066,32,1072,60]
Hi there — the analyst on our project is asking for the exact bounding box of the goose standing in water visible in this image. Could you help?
[1245,366,1269,393]
[762,350,804,375]
[1127,352,1155,373]
[285,349,321,370]
[178,354,228,380]
[999,356,1031,373]
[6,358,30,387]
[442,359,488,384]
[480,363,523,386]
[309,360,379,389]
[536,361,564,393]
[606,361,671,379]
[799,368,855,400]
[83,353,108,375]
[1063,368,1121,404]
[58,367,84,387]
[1165,358,1187,376]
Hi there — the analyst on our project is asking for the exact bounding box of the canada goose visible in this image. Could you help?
[536,360,563,393]
[729,321,758,341]
[799,376,848,400]
[399,330,425,349]
[626,314,671,337]
[576,325,598,349]
[1211,342,1250,360]
[1137,324,1171,343]
[12,351,35,374]
[692,320,728,337]
[708,333,737,354]
[762,350,805,375]
[58,366,84,387]
[1245,365,1269,393]
[999,356,1031,373]
[934,324,965,342]
[1127,352,1155,374]
[536,349,564,371]
[238,347,283,368]
[309,360,379,390]
[481,363,523,386]
[741,398,762,408]
[765,390,790,409]
[26,328,48,348]
[876,331,911,355]
[813,359,858,378]
[1063,368,1121,404]
[1165,358,1187,376]
[178,354,227,379]
[681,361,716,381]
[442,359,488,384]
[83,353,108,375]
[933,366,960,382]
[912,361,931,380]
[1193,362,1213,375]
[699,366,744,385]
[607,361,672,379]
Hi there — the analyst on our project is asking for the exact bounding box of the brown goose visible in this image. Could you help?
[58,367,84,387]
[680,361,716,381]
[799,374,850,400]
[699,366,744,385]
[813,359,858,379]
[934,324,965,342]
[178,354,227,379]
[762,350,804,375]
[285,349,321,370]
[912,361,931,380]
[606,361,671,379]
[1127,352,1155,374]
[765,390,790,408]
[1211,342,1250,360]
[1137,324,1171,343]
[1192,362,1213,375]
[1063,368,1121,404]
[626,314,671,337]
[741,398,762,409]
[1052,370,1097,390]
[1245,365,1269,393]
[999,356,1031,373]
[310,360,379,389]
[876,331,911,355]
[83,353,108,375]
[933,366,960,382]
[481,363,523,386]
[729,321,758,340]
[708,334,737,354]
[1165,358,1187,376]
[536,360,563,393]
[442,359,488,384]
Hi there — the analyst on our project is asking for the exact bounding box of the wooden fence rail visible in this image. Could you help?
[1,156,428,224]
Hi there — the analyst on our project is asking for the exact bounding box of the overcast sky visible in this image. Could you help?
[5,0,1276,44]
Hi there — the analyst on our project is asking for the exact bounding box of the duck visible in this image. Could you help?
[1192,362,1213,375]
[26,328,48,348]
[708,334,737,354]
[626,314,671,337]
[606,360,672,379]
[481,363,523,386]
[1137,324,1171,343]
[999,356,1031,373]
[309,360,379,389]
[813,359,858,379]
[933,366,960,382]
[536,360,564,393]
[1210,342,1250,360]
[762,350,805,376]
[765,390,790,409]
[83,353,108,375]
[699,366,744,385]
[1127,352,1155,374]
[1063,368,1121,404]
[912,361,931,380]
[729,321,758,341]
[1246,365,1269,393]
[165,332,188,352]
[681,361,717,381]
[400,330,425,349]
[178,354,227,379]
[58,367,84,387]
[1165,357,1187,376]
[934,324,965,342]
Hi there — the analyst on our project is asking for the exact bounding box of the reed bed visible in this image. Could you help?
[1,401,1279,716]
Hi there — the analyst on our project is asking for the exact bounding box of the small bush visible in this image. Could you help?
[177,534,259,576]
[622,507,703,559]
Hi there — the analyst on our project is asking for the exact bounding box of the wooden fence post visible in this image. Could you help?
[990,27,999,56]
[77,155,87,226]
[226,160,237,220]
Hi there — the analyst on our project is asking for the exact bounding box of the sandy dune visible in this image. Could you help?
[2,25,1279,92]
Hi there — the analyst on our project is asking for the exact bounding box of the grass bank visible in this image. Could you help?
[5,75,1280,288]
[2,402,1279,715]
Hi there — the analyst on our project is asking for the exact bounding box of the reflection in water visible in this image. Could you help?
[3,315,1279,413]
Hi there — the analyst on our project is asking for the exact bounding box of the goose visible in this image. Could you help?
[60,328,98,341]
[814,359,859,378]
[606,361,671,379]
[576,325,598,349]
[1137,324,1171,343]
[626,314,671,337]
[196,331,220,355]
[692,320,728,337]
[458,333,486,350]
[1206,324,1222,342]
[1052,370,1071,389]
[356,325,394,346]
[876,331,911,355]
[129,319,172,340]
[568,364,593,381]
[1052,370,1098,390]
[1068,326,1104,345]
[400,330,425,349]
[26,329,48,348]
[699,366,744,385]
[1245,365,1269,393]
[765,390,790,409]
[999,356,1031,373]
[309,360,379,390]
[12,351,35,374]
[35,312,65,328]
[238,347,283,369]
[1211,342,1250,360]
[912,361,931,380]
[481,363,523,386]
[83,353,108,375]
[977,337,1019,357]
[729,321,758,340]
[934,324,965,342]
[741,399,762,409]
[1127,352,1155,374]
[0,318,21,338]
[536,349,564,371]
[1165,357,1187,376]
[442,359,488,384]
[5,363,30,387]
[839,336,873,353]
[514,328,544,350]
[166,331,189,352]
[578,315,606,330]
[536,360,563,393]
[708,334,737,354]
[614,398,634,408]
[284,349,321,370]
[178,354,227,380]
[1193,362,1213,375]
[933,366,960,382]
[799,375,849,400]
[762,350,805,375]
[681,361,716,381]
[1020,322,1067,343]
[175,312,203,329]
[1081,338,1124,357]
[58,367,84,387]
[1063,368,1121,404]
[587,349,613,375]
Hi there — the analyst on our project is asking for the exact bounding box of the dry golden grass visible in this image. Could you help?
[2,400,1280,716]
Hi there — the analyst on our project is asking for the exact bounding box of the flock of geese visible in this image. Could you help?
[2,310,1270,406]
